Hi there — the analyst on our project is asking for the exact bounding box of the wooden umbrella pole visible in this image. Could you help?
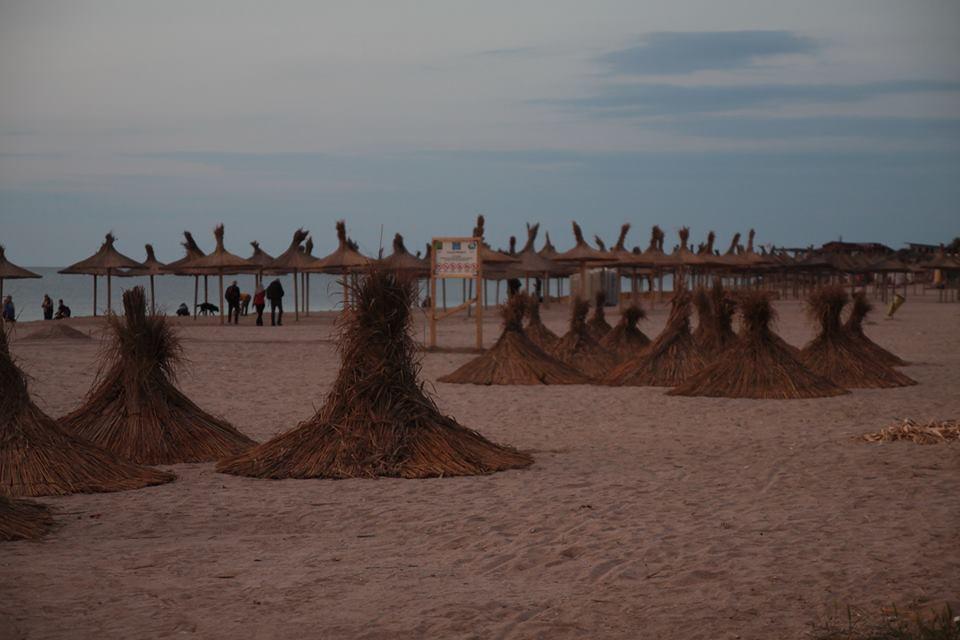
[293,270,299,321]
[579,262,587,299]
[193,275,199,319]
[107,268,113,315]
[150,274,156,315]
[442,279,447,310]
[204,275,209,303]
[218,270,225,325]
[342,275,349,315]
[543,270,550,307]
[93,274,98,317]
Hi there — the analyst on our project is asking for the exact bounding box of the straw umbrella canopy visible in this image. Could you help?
[247,240,275,286]
[177,224,257,325]
[162,231,209,318]
[315,220,373,313]
[59,232,144,316]
[553,221,616,298]
[0,245,41,307]
[268,229,317,321]
[132,244,166,314]
[381,233,429,277]
[617,226,680,301]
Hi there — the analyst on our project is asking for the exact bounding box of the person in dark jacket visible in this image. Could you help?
[224,280,241,324]
[42,294,54,320]
[55,299,71,319]
[2,296,15,323]
[252,284,266,326]
[266,278,284,326]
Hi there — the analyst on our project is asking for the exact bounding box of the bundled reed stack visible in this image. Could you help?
[550,298,617,379]
[604,290,707,386]
[669,292,847,398]
[844,292,908,367]
[0,328,173,497]
[60,287,255,464]
[600,304,650,359]
[693,281,737,359]
[587,291,612,339]
[217,269,532,478]
[438,293,589,385]
[799,286,916,388]
[1,495,54,541]
[524,296,560,351]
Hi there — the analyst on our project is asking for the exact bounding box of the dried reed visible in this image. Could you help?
[587,291,612,339]
[525,296,560,352]
[599,304,650,360]
[0,494,54,541]
[845,292,908,367]
[549,297,617,379]
[861,419,958,444]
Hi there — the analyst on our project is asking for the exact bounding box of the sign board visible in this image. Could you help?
[433,239,479,278]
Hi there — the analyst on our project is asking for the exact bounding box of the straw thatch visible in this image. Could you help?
[669,292,847,398]
[587,291,612,339]
[525,296,560,352]
[0,328,173,497]
[861,419,959,444]
[318,220,372,272]
[438,294,589,385]
[599,304,650,359]
[549,298,617,379]
[382,233,429,276]
[799,286,916,388]
[0,245,41,280]
[845,292,908,367]
[604,291,707,386]
[217,269,532,479]
[59,232,143,274]
[0,495,54,541]
[59,287,255,464]
[692,282,737,358]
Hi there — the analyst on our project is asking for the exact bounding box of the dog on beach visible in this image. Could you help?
[196,302,219,316]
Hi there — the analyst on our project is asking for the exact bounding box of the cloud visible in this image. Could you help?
[598,31,818,75]
[662,116,960,141]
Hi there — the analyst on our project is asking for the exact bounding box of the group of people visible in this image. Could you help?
[1,294,71,323]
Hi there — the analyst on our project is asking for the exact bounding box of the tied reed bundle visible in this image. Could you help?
[845,292,908,367]
[587,291,612,340]
[692,282,737,359]
[549,297,617,379]
[524,296,560,352]
[217,269,532,478]
[599,305,650,360]
[799,286,916,388]
[0,327,173,497]
[438,293,589,385]
[59,287,255,464]
[0,494,54,541]
[669,291,847,398]
[604,291,707,386]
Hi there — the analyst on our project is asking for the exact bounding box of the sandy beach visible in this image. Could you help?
[1,295,958,640]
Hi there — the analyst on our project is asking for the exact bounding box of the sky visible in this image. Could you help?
[1,0,958,265]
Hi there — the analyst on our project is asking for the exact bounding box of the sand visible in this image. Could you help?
[1,295,958,639]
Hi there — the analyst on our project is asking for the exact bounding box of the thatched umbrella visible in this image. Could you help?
[59,287,255,463]
[525,295,560,352]
[919,247,960,302]
[59,232,143,316]
[668,291,847,398]
[549,297,617,379]
[316,220,373,313]
[619,226,680,301]
[599,304,650,360]
[217,269,532,478]
[604,290,706,386]
[268,229,316,322]
[0,327,174,497]
[0,245,41,309]
[586,290,612,339]
[799,286,916,388]
[692,281,737,359]
[163,231,208,318]
[669,227,705,290]
[438,293,589,385]
[512,223,557,297]
[553,222,616,298]
[470,215,519,308]
[381,233,429,277]
[131,244,166,315]
[0,495,55,541]
[177,224,257,325]
[247,240,275,287]
[845,292,908,367]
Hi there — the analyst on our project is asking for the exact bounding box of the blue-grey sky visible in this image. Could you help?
[1,0,958,264]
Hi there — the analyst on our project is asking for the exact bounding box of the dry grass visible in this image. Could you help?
[860,419,959,444]
[549,297,617,380]
[217,269,533,479]
[811,603,960,639]
[586,291,612,340]
[692,281,737,359]
[525,297,560,352]
[59,287,255,464]
[0,494,55,542]
[599,304,650,360]
[845,292,909,367]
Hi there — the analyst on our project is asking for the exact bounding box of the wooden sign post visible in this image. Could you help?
[429,237,483,350]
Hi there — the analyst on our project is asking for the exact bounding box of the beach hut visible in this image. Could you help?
[524,295,560,352]
[0,495,54,541]
[668,291,847,398]
[0,328,173,497]
[844,292,908,367]
[59,232,143,316]
[599,304,650,360]
[316,220,372,313]
[217,269,533,479]
[552,222,616,299]
[175,224,257,325]
[164,231,209,318]
[59,287,255,464]
[0,245,41,309]
[549,297,617,379]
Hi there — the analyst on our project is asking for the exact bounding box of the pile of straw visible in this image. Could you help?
[599,304,650,360]
[669,292,847,398]
[438,294,589,385]
[0,495,54,541]
[604,291,706,386]
[549,298,617,379]
[524,297,559,352]
[845,292,908,367]
[1,328,173,497]
[860,419,959,444]
[692,282,736,359]
[19,324,91,342]
[60,287,255,464]
[799,286,916,389]
[586,291,612,340]
[217,269,532,479]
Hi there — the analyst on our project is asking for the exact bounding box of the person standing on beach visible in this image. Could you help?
[2,296,15,323]
[41,295,54,320]
[252,284,266,326]
[224,280,241,325]
[266,278,284,326]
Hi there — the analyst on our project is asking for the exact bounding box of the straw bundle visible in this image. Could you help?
[0,328,173,497]
[845,292,908,367]
[60,287,255,464]
[524,296,560,352]
[587,291,612,339]
[438,294,589,385]
[669,292,847,398]
[217,269,532,478]
[799,286,916,388]
[604,291,707,386]
[861,419,958,444]
[599,304,650,360]
[549,298,617,379]
[692,282,737,359]
[0,495,54,541]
